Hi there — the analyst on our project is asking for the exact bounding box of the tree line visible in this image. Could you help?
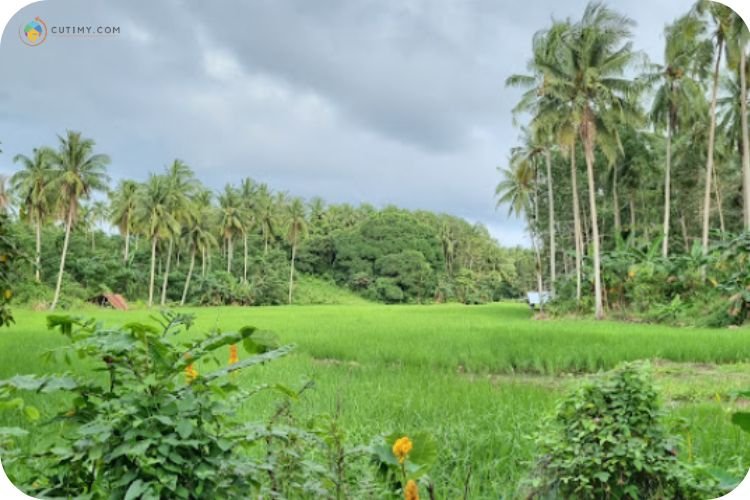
[498,0,750,321]
[0,131,533,309]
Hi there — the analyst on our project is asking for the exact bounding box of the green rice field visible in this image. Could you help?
[2,303,749,497]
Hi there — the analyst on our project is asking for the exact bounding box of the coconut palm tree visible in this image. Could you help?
[506,23,572,296]
[255,184,276,254]
[239,178,257,283]
[645,13,711,257]
[696,0,734,255]
[136,174,179,308]
[508,20,585,303]
[49,131,110,310]
[192,188,216,277]
[496,154,544,308]
[180,201,217,306]
[156,160,197,305]
[537,2,640,319]
[11,147,56,281]
[308,197,326,235]
[718,12,750,229]
[84,200,109,251]
[285,197,308,304]
[109,180,139,263]
[0,176,9,214]
[219,185,243,275]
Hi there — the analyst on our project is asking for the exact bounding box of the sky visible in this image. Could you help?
[0,0,703,245]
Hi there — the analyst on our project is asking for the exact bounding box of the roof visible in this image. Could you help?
[90,293,129,310]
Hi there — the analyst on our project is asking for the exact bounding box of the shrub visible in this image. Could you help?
[1,311,296,498]
[375,277,404,303]
[0,214,17,327]
[524,362,708,499]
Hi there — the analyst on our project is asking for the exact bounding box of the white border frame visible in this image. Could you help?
[0,0,749,498]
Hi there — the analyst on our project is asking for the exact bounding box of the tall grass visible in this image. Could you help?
[1,302,748,497]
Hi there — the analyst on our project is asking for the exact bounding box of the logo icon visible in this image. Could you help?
[19,17,47,47]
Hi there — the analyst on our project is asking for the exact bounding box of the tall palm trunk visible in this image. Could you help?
[181,247,196,306]
[569,142,583,305]
[201,246,207,277]
[123,226,130,263]
[288,242,297,305]
[544,149,556,295]
[50,207,74,311]
[582,121,603,320]
[629,195,636,239]
[227,235,233,273]
[741,47,750,230]
[243,232,248,283]
[662,118,672,257]
[680,213,690,251]
[713,166,725,237]
[612,162,621,236]
[702,41,723,256]
[34,220,41,282]
[148,237,157,308]
[160,239,173,306]
[531,173,544,312]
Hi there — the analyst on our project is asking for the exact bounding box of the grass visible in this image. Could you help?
[292,275,372,305]
[2,302,749,497]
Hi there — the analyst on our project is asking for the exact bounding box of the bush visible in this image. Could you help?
[0,311,295,497]
[524,362,708,499]
[0,311,420,498]
[0,214,17,326]
[375,277,404,303]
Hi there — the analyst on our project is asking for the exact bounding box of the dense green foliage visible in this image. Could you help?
[2,135,534,309]
[2,304,748,498]
[0,311,417,498]
[502,1,750,324]
[526,363,710,499]
[0,312,298,497]
[0,214,16,326]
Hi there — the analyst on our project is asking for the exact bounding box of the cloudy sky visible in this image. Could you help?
[0,0,704,245]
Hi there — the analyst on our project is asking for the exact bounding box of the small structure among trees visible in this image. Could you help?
[89,293,129,311]
[526,291,550,310]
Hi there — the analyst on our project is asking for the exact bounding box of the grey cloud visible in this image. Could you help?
[0,0,694,246]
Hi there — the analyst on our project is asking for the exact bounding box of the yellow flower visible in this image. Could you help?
[3,289,11,300]
[392,436,413,464]
[184,353,198,383]
[185,364,198,383]
[404,480,419,500]
[0,254,7,263]
[228,344,239,365]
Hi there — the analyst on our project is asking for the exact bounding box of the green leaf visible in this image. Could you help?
[23,405,40,421]
[593,471,610,482]
[0,398,24,411]
[377,431,438,479]
[46,315,75,336]
[176,420,194,439]
[0,427,28,438]
[731,412,750,433]
[124,479,148,500]
[201,345,294,382]
[243,330,280,354]
[109,439,153,459]
[123,322,160,336]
